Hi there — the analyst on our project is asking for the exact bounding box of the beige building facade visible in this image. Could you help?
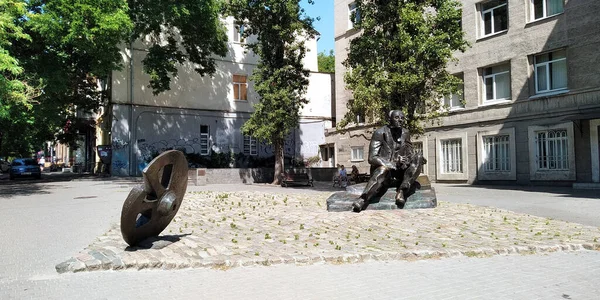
[110,17,334,176]
[330,0,600,186]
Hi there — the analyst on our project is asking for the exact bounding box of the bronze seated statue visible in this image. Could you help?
[352,110,427,212]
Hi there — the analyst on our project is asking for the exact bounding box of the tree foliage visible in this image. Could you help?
[227,0,316,183]
[129,0,228,94]
[317,49,334,73]
[0,0,37,113]
[0,0,228,157]
[340,0,468,134]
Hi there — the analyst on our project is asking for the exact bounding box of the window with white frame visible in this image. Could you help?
[233,24,245,43]
[441,139,463,174]
[482,135,510,171]
[413,141,425,174]
[348,2,360,29]
[534,49,567,94]
[535,129,569,170]
[351,146,364,161]
[480,0,508,37]
[200,125,210,155]
[243,135,257,156]
[482,63,511,102]
[233,74,248,101]
[531,0,563,21]
[443,74,464,110]
[413,142,424,156]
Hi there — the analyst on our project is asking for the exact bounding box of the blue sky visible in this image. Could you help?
[301,0,334,54]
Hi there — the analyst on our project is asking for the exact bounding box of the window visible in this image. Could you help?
[351,146,364,161]
[482,63,510,102]
[200,125,210,155]
[233,24,245,43]
[482,135,510,171]
[443,74,464,110]
[528,123,575,181]
[413,142,423,157]
[477,128,516,180]
[233,75,248,101]
[356,113,365,124]
[531,0,563,21]
[436,132,468,180]
[441,139,463,174]
[534,49,567,94]
[348,2,360,29]
[243,135,257,156]
[413,141,425,174]
[535,129,568,170]
[480,0,508,37]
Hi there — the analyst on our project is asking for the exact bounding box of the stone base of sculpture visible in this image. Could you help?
[326,175,437,212]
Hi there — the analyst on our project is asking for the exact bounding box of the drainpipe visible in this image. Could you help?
[129,40,135,176]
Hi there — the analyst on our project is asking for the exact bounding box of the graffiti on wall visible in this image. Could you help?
[138,138,204,162]
[111,138,129,172]
[259,138,296,156]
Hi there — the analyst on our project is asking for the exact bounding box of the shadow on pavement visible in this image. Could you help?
[0,172,97,198]
[125,234,191,251]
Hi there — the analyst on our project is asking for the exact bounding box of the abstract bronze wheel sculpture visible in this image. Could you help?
[120,150,189,246]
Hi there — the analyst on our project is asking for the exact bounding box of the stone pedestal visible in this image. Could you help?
[326,175,437,212]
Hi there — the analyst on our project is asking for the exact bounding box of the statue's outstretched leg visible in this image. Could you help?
[352,167,387,212]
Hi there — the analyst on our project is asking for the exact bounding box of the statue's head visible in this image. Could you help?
[388,110,404,129]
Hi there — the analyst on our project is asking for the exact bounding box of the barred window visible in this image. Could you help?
[483,135,510,171]
[441,139,463,174]
[243,135,258,156]
[200,125,210,155]
[535,129,568,170]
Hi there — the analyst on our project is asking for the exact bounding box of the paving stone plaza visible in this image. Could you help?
[57,186,600,273]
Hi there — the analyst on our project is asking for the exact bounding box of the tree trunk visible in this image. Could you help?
[272,139,285,185]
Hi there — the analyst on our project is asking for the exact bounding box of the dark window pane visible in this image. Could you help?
[494,5,508,32]
[484,12,492,34]
[534,0,544,19]
[486,77,494,100]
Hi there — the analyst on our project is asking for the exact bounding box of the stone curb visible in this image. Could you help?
[56,242,600,273]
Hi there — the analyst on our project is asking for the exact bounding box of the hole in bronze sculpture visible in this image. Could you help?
[160,164,173,189]
[135,210,152,228]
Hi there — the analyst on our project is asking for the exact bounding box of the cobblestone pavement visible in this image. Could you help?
[56,189,600,273]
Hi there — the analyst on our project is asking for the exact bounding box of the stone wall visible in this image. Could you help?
[188,167,340,185]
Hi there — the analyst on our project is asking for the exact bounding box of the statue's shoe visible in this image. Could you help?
[352,199,365,212]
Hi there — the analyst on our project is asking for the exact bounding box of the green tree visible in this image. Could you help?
[317,49,334,73]
[129,0,228,94]
[227,0,317,184]
[1,0,229,157]
[0,0,42,156]
[340,0,468,133]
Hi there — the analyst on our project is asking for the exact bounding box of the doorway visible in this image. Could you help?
[590,119,600,182]
[319,144,335,167]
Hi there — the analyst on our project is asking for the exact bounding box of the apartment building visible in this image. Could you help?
[330,0,600,186]
[109,17,334,176]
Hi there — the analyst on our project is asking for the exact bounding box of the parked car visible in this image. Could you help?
[9,158,42,180]
[0,159,9,173]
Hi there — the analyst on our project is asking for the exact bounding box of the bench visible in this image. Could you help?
[280,172,314,187]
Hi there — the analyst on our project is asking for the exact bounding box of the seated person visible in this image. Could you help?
[350,165,360,183]
[339,165,348,187]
